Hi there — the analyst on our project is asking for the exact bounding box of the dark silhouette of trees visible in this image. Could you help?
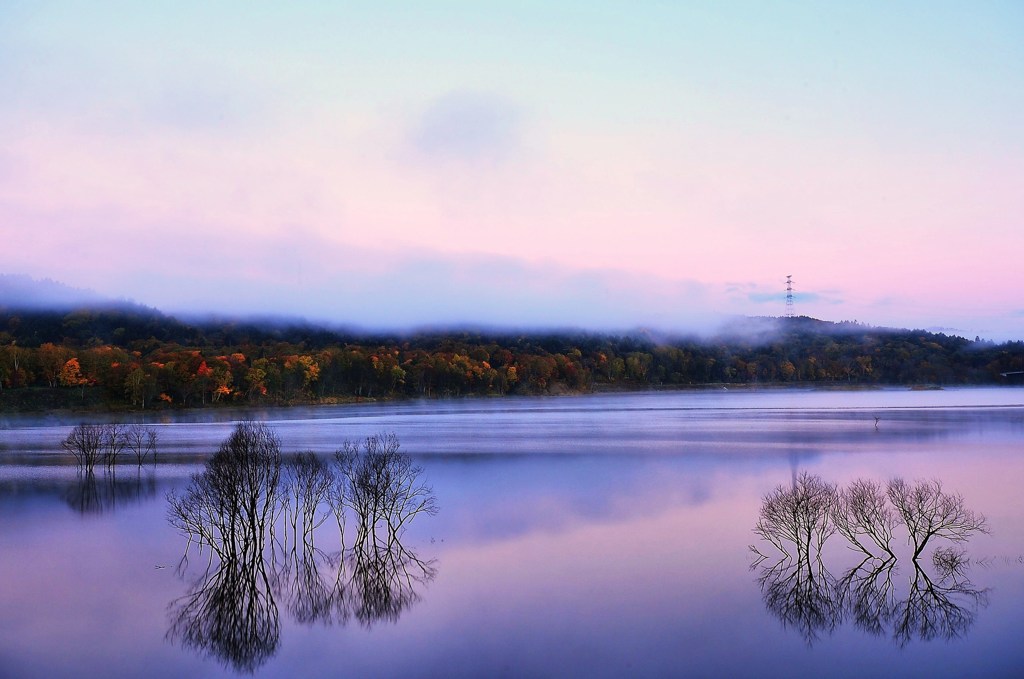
[62,422,159,472]
[757,552,841,646]
[754,472,836,561]
[892,561,988,648]
[124,424,158,465]
[167,425,438,671]
[752,473,991,646]
[833,479,898,558]
[168,421,282,560]
[61,424,105,472]
[337,433,439,544]
[835,557,897,638]
[167,544,280,674]
[887,478,989,560]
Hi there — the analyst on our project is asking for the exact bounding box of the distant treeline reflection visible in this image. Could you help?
[751,473,990,646]
[166,423,437,673]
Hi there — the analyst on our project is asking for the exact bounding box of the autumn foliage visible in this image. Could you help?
[0,309,1022,410]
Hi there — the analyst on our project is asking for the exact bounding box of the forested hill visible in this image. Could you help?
[0,304,1022,411]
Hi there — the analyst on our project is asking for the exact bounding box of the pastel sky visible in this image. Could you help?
[2,1,1022,339]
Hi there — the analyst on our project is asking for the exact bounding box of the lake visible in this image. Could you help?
[2,388,1023,678]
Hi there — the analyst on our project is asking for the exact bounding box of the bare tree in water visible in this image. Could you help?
[887,478,989,560]
[123,424,158,466]
[754,472,837,560]
[61,424,105,473]
[167,425,438,671]
[832,478,898,559]
[752,473,991,647]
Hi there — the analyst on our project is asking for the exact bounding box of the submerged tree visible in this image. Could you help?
[280,451,334,544]
[62,422,157,471]
[887,478,989,560]
[754,472,837,560]
[337,433,439,544]
[124,424,158,465]
[832,478,898,558]
[61,424,106,472]
[168,421,282,559]
[168,425,438,670]
[753,472,991,647]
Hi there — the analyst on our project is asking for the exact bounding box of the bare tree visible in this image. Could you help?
[754,472,837,559]
[832,478,898,558]
[61,424,105,472]
[168,421,282,559]
[932,546,971,583]
[124,424,158,465]
[280,452,334,544]
[753,473,993,648]
[168,425,439,668]
[339,433,438,546]
[887,478,989,560]
[102,423,127,469]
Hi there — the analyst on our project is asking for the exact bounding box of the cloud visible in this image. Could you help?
[408,91,522,165]
[19,225,720,333]
[747,291,826,304]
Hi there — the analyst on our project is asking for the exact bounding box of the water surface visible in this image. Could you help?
[2,388,1023,677]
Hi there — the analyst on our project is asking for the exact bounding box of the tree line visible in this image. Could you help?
[1,308,1022,410]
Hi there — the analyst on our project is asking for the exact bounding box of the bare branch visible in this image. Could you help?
[887,478,989,560]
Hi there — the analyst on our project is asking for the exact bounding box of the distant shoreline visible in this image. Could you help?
[7,381,1015,418]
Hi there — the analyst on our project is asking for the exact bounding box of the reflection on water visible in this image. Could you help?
[169,545,281,673]
[166,423,437,672]
[752,473,990,646]
[2,391,1024,678]
[64,469,157,514]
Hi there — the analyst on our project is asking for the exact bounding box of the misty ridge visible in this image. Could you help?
[1,274,1022,412]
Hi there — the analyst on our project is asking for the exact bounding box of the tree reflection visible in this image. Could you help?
[757,554,841,646]
[892,560,988,647]
[167,426,438,673]
[271,544,344,627]
[63,468,157,514]
[752,474,990,646]
[835,557,897,637]
[167,550,280,674]
[347,532,437,627]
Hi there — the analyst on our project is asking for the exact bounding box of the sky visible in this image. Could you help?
[1,1,1022,340]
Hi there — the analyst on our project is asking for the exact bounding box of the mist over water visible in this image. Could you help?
[1,388,1023,677]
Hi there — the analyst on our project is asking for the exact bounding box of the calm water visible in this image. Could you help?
[2,388,1023,678]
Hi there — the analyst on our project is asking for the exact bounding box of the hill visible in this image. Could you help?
[0,286,1022,412]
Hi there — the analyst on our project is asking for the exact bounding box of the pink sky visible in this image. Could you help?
[1,3,1022,339]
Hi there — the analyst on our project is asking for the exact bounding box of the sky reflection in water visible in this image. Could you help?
[1,388,1023,677]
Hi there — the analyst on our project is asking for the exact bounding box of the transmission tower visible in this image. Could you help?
[785,275,794,318]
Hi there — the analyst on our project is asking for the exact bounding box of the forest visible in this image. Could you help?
[1,304,1022,411]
